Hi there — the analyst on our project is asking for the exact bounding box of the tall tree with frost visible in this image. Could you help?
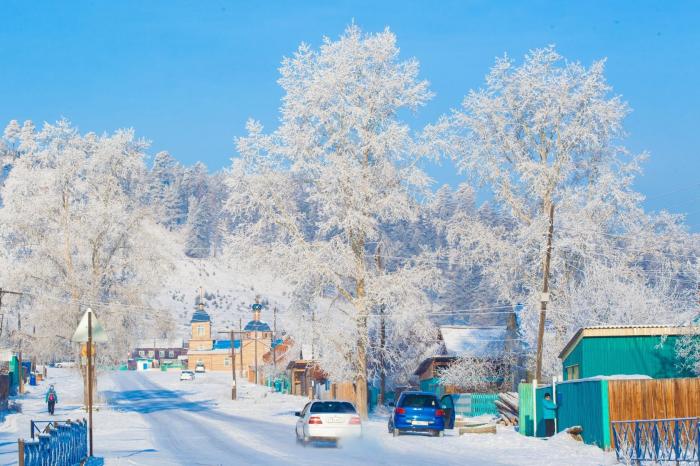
[226,25,439,416]
[184,195,213,258]
[0,120,170,361]
[442,47,699,376]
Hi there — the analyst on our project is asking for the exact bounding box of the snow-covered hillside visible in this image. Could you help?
[150,255,293,339]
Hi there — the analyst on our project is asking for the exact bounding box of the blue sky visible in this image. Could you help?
[1,1,699,230]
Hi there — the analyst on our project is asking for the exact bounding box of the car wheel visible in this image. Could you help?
[436,430,444,438]
[388,422,393,434]
[393,428,400,437]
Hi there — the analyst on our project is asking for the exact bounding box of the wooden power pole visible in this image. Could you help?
[535,204,555,382]
[230,330,237,399]
[239,318,244,377]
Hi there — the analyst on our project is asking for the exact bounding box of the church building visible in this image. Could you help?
[186,291,273,379]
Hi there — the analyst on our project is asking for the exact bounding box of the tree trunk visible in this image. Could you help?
[355,315,368,419]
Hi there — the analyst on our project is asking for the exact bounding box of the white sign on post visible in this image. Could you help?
[71,309,108,343]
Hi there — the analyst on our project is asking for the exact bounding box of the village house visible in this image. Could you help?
[559,324,700,380]
[414,320,523,395]
[129,339,187,369]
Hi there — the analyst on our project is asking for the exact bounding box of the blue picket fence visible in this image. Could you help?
[19,418,87,466]
[612,417,699,464]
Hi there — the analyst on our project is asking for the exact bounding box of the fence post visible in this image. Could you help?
[696,420,699,465]
[30,421,34,440]
[532,379,537,437]
[17,439,24,466]
[634,422,641,465]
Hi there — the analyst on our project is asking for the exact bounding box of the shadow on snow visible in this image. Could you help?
[102,389,216,414]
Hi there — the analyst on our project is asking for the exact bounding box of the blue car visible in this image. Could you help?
[388,391,445,437]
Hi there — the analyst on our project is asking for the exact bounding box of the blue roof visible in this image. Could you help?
[190,309,211,323]
[213,340,241,350]
[244,320,271,332]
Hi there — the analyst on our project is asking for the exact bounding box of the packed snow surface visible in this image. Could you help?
[0,369,618,465]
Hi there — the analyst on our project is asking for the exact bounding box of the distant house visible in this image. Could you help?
[559,325,700,381]
[130,339,187,369]
[414,322,521,395]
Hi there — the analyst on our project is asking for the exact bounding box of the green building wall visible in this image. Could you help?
[562,335,695,381]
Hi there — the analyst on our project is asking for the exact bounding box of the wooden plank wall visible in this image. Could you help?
[607,378,700,421]
[607,378,700,448]
[332,382,355,402]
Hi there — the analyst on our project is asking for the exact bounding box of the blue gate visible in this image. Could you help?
[612,417,699,464]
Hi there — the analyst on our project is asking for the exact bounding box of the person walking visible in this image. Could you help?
[542,392,557,437]
[45,384,58,415]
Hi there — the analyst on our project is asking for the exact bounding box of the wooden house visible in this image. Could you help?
[130,339,187,369]
[414,325,519,395]
[559,325,700,381]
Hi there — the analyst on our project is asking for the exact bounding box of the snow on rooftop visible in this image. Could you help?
[440,326,508,358]
[135,338,185,349]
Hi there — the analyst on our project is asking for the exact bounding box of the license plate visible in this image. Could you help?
[328,417,342,423]
[412,420,429,426]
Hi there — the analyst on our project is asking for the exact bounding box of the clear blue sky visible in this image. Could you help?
[1,1,699,230]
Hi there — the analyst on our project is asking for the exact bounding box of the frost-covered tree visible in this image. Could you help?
[225,25,440,416]
[0,120,171,361]
[184,195,213,258]
[441,47,700,377]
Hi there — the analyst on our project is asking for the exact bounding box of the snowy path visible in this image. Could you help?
[0,369,618,465]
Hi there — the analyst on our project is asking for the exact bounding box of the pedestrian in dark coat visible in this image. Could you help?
[45,385,58,415]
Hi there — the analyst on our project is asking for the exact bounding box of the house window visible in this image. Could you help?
[138,350,145,357]
[159,350,165,358]
[566,364,580,380]
[168,350,175,358]
[225,358,231,366]
[147,350,154,358]
[198,326,205,336]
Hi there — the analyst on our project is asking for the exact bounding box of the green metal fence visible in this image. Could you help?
[518,383,534,436]
[518,380,611,449]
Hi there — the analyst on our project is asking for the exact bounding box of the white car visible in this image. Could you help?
[194,363,206,373]
[295,400,362,445]
[55,361,76,368]
[180,370,195,381]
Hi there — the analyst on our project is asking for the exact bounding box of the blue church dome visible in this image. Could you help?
[191,309,211,323]
[244,320,271,332]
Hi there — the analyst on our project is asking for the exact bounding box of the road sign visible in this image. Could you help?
[71,309,108,343]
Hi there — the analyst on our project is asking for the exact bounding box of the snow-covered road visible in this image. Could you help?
[1,369,618,465]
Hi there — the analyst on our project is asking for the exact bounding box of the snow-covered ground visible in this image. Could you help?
[0,368,618,465]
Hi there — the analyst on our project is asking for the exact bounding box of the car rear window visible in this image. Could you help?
[400,394,438,408]
[309,401,356,413]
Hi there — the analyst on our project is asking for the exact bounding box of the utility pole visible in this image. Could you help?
[535,204,555,382]
[239,318,244,377]
[252,297,261,385]
[0,289,24,392]
[229,330,237,399]
[272,307,277,371]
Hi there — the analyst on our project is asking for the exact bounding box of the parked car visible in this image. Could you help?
[295,400,362,445]
[54,361,77,368]
[194,362,206,373]
[180,370,195,381]
[388,391,445,437]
